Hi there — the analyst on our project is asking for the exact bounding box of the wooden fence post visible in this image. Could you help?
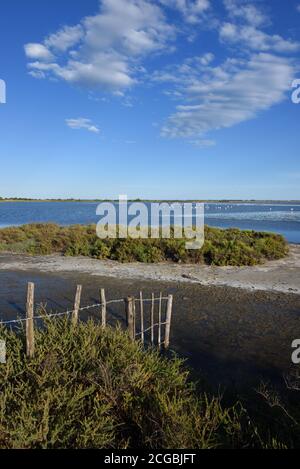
[133,297,136,338]
[125,297,135,340]
[101,289,107,328]
[26,282,35,358]
[158,292,162,350]
[140,291,144,344]
[151,293,155,346]
[164,295,173,350]
[72,285,82,327]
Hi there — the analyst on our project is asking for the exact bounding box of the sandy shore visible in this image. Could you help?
[0,244,299,294]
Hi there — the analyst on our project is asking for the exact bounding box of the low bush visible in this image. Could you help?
[0,223,288,266]
[0,320,253,449]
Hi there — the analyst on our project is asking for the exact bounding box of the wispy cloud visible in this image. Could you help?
[45,25,84,51]
[159,0,298,144]
[25,0,299,146]
[189,139,216,148]
[160,0,211,23]
[224,0,268,27]
[161,53,294,140]
[220,0,299,53]
[25,0,175,93]
[219,22,299,53]
[66,118,100,134]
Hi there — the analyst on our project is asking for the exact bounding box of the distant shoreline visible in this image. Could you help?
[1,198,300,204]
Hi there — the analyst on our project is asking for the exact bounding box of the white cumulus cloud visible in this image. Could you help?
[24,43,54,61]
[25,0,175,93]
[24,0,300,146]
[45,25,84,51]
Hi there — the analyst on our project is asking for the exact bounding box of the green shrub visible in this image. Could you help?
[90,239,112,259]
[0,223,289,266]
[0,320,251,449]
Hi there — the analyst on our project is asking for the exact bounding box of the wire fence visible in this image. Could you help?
[0,283,174,358]
[0,299,123,325]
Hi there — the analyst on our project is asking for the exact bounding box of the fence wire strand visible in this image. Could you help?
[135,322,168,337]
[0,297,169,326]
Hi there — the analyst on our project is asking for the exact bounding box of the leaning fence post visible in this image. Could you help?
[140,291,144,344]
[72,285,82,327]
[125,297,135,340]
[164,295,173,350]
[101,289,107,328]
[26,282,35,358]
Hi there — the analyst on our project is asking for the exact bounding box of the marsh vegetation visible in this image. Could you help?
[0,223,288,266]
[1,319,299,449]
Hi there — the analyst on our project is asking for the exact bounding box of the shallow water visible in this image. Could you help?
[0,201,300,243]
[1,270,299,388]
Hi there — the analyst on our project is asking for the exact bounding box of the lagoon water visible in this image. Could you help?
[0,201,300,243]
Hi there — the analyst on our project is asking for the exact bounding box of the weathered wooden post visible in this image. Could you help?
[158,292,162,350]
[26,282,35,358]
[125,297,135,340]
[164,295,173,350]
[72,285,82,327]
[140,291,144,344]
[101,288,107,328]
[151,293,155,346]
[133,297,136,338]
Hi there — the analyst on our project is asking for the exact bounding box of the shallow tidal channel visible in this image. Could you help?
[0,269,300,389]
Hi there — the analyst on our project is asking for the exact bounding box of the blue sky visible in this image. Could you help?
[0,0,299,200]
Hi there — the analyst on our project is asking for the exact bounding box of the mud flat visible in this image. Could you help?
[0,249,300,388]
[0,244,299,294]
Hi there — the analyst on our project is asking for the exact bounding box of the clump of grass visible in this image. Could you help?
[0,320,253,449]
[0,223,288,266]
